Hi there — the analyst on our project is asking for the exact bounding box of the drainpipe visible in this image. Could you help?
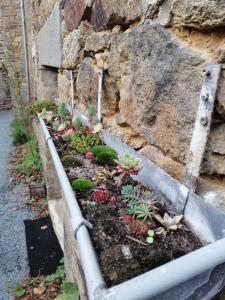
[97,69,103,121]
[20,0,30,102]
[70,70,74,116]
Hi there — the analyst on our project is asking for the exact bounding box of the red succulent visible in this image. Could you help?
[129,219,149,236]
[110,196,117,204]
[92,190,109,203]
[122,215,133,225]
[86,152,95,160]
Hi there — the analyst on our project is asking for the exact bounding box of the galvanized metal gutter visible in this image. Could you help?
[105,236,225,300]
[38,115,106,300]
[38,110,225,300]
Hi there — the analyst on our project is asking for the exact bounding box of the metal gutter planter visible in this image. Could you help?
[37,106,225,300]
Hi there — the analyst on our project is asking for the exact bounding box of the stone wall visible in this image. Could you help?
[25,0,225,203]
[0,0,26,104]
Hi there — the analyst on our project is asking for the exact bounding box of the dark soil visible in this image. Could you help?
[51,135,202,288]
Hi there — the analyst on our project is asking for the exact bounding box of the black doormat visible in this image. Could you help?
[24,216,63,276]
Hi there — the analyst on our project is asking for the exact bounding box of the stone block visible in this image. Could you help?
[171,0,225,30]
[63,0,94,31]
[38,1,62,68]
[91,0,163,30]
[62,21,93,69]
[58,69,73,104]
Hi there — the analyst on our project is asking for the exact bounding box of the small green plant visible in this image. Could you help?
[146,230,155,244]
[122,185,157,205]
[116,153,142,175]
[122,185,157,221]
[46,258,65,283]
[61,154,82,167]
[29,99,56,114]
[19,138,43,173]
[53,120,60,131]
[88,105,96,117]
[10,285,26,298]
[40,108,53,122]
[73,117,83,130]
[91,145,118,166]
[11,117,30,145]
[56,281,80,300]
[72,178,94,191]
[71,133,101,154]
[128,202,154,222]
[58,103,67,121]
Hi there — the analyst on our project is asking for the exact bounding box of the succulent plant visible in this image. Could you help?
[73,117,83,130]
[71,133,102,154]
[128,202,153,222]
[58,103,67,120]
[95,169,112,184]
[29,99,56,114]
[121,185,157,221]
[110,196,117,204]
[88,105,97,117]
[92,123,103,134]
[86,152,95,160]
[146,230,155,244]
[40,109,53,122]
[115,153,142,175]
[72,178,94,192]
[92,190,109,203]
[62,128,74,141]
[154,213,183,233]
[129,219,149,237]
[121,215,133,225]
[52,120,60,131]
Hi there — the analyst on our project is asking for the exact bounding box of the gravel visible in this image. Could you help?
[0,110,35,299]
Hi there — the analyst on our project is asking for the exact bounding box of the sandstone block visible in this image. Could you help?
[171,0,225,30]
[91,0,163,30]
[63,0,94,31]
[85,31,113,53]
[62,21,93,69]
[108,22,204,163]
[58,70,73,104]
[76,57,120,116]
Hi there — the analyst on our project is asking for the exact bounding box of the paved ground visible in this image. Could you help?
[0,110,35,299]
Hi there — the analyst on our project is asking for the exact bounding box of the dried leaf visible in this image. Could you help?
[33,287,46,295]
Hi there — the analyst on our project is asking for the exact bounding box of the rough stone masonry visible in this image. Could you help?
[23,0,225,206]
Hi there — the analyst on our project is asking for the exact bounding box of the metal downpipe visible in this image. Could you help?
[20,0,30,102]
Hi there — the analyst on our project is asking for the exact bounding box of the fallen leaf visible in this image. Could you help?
[33,286,46,295]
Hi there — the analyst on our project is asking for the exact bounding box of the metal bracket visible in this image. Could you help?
[184,64,222,192]
[45,136,53,144]
[71,216,93,239]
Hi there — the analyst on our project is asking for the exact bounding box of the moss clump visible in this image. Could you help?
[71,133,102,154]
[91,145,118,166]
[61,155,82,168]
[72,178,94,191]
